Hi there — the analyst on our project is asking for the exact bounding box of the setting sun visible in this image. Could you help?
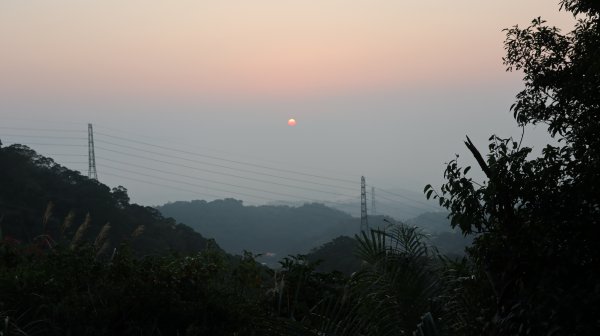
[287,118,297,126]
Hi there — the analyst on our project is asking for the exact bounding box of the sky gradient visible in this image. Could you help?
[0,1,576,211]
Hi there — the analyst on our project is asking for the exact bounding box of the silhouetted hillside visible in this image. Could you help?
[0,143,212,256]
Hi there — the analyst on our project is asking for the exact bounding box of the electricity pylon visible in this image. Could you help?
[88,123,98,180]
[361,176,368,232]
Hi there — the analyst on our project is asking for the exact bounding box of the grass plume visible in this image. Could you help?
[71,212,92,249]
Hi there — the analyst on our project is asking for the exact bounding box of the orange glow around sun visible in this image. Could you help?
[288,119,297,126]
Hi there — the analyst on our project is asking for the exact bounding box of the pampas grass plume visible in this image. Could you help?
[71,212,92,249]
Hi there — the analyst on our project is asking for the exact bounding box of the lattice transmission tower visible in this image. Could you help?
[87,123,98,180]
[360,176,368,232]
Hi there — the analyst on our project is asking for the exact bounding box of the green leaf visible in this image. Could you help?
[426,190,433,200]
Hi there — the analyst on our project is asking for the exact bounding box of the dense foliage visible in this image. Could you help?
[0,144,211,256]
[426,0,600,333]
[306,236,362,275]
[0,244,264,335]
[0,222,450,336]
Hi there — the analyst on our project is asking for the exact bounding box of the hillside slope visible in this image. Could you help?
[0,143,212,256]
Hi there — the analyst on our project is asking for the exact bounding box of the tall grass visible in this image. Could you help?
[70,212,92,249]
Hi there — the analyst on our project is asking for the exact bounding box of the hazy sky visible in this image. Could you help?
[0,1,576,212]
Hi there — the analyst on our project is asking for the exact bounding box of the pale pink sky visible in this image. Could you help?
[0,1,574,100]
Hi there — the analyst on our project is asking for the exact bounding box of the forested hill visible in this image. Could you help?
[157,199,388,258]
[0,143,212,256]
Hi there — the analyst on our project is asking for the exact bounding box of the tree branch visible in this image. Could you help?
[464,136,492,178]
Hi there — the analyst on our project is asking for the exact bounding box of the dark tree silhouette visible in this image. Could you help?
[426,1,600,334]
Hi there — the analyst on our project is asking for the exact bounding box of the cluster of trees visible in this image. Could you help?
[0,244,267,335]
[0,143,212,257]
[425,0,600,333]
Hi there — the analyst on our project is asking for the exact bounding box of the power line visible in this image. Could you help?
[96,155,355,198]
[99,171,225,201]
[5,140,435,213]
[94,142,356,192]
[97,162,331,202]
[0,126,85,133]
[54,162,88,165]
[0,134,86,140]
[0,134,87,140]
[371,186,376,216]
[370,192,435,213]
[2,125,439,214]
[372,186,437,209]
[94,123,362,182]
[1,142,87,147]
[99,164,284,203]
[10,127,361,199]
[47,154,88,157]
[2,125,432,205]
[0,126,353,190]
[94,131,358,185]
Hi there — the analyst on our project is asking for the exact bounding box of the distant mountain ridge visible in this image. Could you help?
[270,196,439,221]
[157,199,364,259]
[157,198,451,262]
